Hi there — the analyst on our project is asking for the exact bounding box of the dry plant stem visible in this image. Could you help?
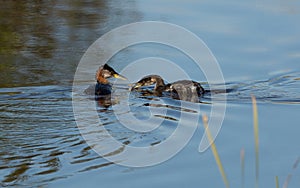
[251,95,259,188]
[202,114,229,188]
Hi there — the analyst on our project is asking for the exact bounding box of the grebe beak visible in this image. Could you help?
[113,74,127,80]
[130,83,143,91]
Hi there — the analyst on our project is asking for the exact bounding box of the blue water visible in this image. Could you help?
[1,0,300,187]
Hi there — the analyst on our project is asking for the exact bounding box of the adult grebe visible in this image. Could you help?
[85,64,127,96]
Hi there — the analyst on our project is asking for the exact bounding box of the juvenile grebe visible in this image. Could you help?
[131,75,205,101]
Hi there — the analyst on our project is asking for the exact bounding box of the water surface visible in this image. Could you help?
[1,0,300,187]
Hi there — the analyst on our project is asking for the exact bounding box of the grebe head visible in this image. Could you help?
[131,75,166,91]
[96,64,127,84]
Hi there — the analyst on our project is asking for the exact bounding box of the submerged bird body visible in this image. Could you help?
[165,80,205,95]
[94,83,112,96]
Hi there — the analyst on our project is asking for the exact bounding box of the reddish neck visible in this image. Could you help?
[96,70,109,84]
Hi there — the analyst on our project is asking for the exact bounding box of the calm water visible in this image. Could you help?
[1,0,300,187]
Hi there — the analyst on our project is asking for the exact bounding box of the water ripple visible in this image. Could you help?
[223,72,300,104]
[0,85,96,187]
[1,72,299,186]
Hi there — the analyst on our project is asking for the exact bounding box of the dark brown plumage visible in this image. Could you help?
[131,75,205,101]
